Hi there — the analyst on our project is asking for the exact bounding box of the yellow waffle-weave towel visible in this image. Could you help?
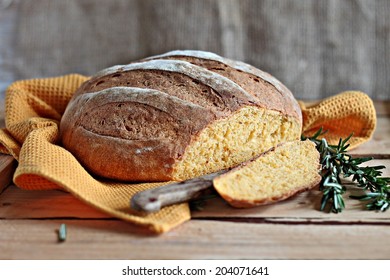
[299,91,376,148]
[0,75,190,234]
[0,75,376,233]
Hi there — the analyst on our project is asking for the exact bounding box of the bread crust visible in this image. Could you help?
[144,50,302,122]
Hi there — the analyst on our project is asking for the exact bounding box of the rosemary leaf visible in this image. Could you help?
[58,223,67,242]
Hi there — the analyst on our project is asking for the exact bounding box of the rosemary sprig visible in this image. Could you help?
[302,128,390,213]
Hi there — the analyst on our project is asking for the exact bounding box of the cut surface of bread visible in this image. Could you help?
[213,140,321,208]
[173,106,300,180]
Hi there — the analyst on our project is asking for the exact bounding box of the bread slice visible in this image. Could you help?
[213,140,321,208]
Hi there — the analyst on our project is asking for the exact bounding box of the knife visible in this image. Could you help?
[130,170,226,213]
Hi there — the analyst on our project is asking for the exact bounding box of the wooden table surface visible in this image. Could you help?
[0,102,389,259]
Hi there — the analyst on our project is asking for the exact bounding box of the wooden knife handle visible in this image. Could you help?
[130,170,225,213]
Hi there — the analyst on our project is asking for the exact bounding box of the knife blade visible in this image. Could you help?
[130,170,226,213]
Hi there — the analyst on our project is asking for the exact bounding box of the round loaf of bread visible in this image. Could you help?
[60,50,302,182]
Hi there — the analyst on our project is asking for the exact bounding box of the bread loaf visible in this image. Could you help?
[60,50,302,181]
[213,140,321,208]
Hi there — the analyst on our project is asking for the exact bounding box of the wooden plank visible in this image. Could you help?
[192,188,390,221]
[2,183,390,222]
[350,117,390,158]
[0,219,389,259]
[0,154,15,193]
[373,101,390,117]
[0,185,110,219]
[2,160,389,223]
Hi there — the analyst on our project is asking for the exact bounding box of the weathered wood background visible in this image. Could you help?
[0,0,389,115]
